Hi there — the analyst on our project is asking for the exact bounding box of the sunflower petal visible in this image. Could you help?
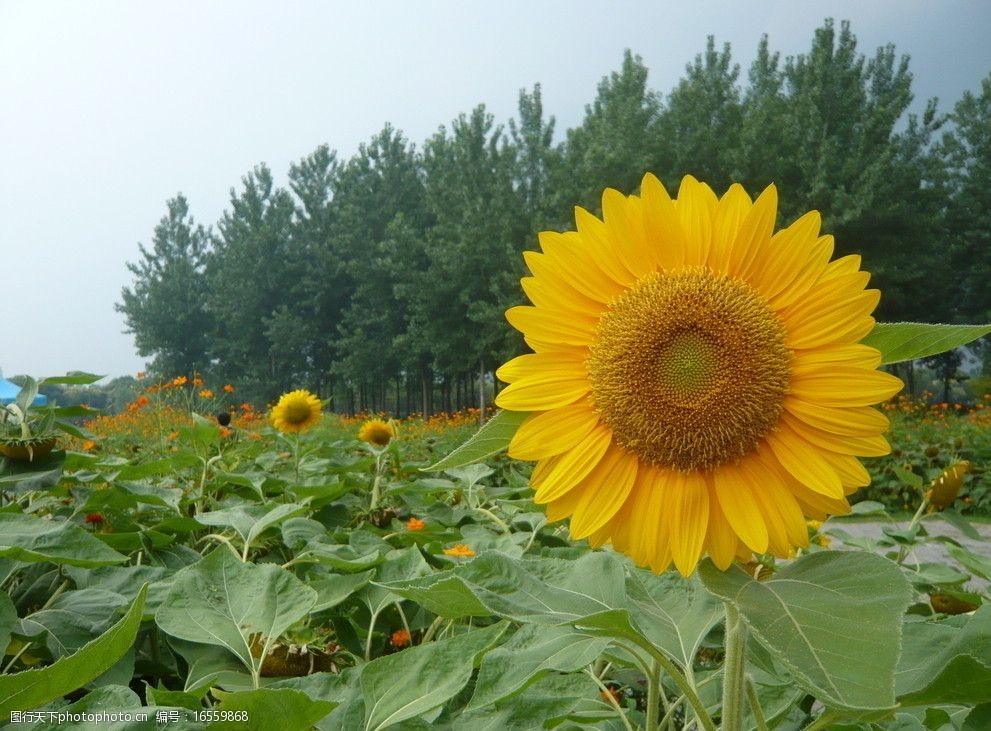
[765,422,844,498]
[669,471,710,576]
[713,461,770,553]
[509,402,601,460]
[532,426,613,502]
[706,489,739,570]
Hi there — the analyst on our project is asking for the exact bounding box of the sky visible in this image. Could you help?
[1,0,989,381]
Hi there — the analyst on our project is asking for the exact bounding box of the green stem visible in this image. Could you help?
[369,451,384,512]
[745,675,768,731]
[620,641,716,731]
[583,667,635,731]
[473,507,510,534]
[645,657,661,730]
[721,603,748,731]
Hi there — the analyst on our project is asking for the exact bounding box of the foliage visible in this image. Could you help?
[1,387,989,729]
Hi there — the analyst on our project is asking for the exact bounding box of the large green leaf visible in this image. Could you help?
[21,587,130,658]
[895,605,991,705]
[382,552,626,624]
[456,673,599,730]
[861,322,991,364]
[700,551,912,712]
[424,410,528,471]
[155,549,316,671]
[360,621,508,731]
[0,584,147,722]
[625,569,723,669]
[0,512,128,567]
[212,688,337,730]
[41,372,105,386]
[467,624,609,709]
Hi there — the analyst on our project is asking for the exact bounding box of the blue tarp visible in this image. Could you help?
[0,378,48,406]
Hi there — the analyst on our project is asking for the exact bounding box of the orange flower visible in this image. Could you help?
[199,389,214,398]
[172,376,188,387]
[84,513,104,525]
[219,426,233,439]
[390,629,412,648]
[406,517,426,531]
[167,431,180,440]
[223,384,236,393]
[600,686,622,704]
[192,377,204,387]
[136,395,150,407]
[443,544,476,558]
[82,440,97,451]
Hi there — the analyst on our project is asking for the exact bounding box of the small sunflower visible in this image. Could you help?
[359,419,394,447]
[269,390,323,434]
[496,173,903,576]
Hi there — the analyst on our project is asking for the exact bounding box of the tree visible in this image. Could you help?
[556,50,662,211]
[117,196,213,378]
[654,37,743,189]
[207,166,298,400]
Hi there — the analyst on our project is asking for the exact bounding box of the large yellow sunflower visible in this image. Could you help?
[269,389,323,434]
[495,174,903,576]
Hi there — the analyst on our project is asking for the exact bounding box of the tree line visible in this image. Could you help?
[118,19,991,414]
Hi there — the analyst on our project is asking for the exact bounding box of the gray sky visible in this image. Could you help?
[1,0,989,381]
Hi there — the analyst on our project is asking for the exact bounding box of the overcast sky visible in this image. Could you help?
[1,0,989,381]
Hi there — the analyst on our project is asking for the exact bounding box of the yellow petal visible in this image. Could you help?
[538,230,628,301]
[640,173,688,271]
[708,183,753,274]
[706,489,739,571]
[729,183,777,279]
[520,276,604,319]
[556,446,638,539]
[495,351,585,384]
[789,367,904,407]
[496,375,588,411]
[675,176,717,266]
[712,461,770,553]
[780,416,891,459]
[791,343,882,370]
[532,426,613,502]
[575,200,639,286]
[751,210,822,301]
[668,470,709,576]
[784,397,890,437]
[768,234,834,310]
[765,422,844,498]
[820,451,872,490]
[506,306,597,347]
[786,291,880,349]
[509,401,600,460]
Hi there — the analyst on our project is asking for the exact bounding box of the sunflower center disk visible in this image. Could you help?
[586,267,791,472]
[283,400,313,425]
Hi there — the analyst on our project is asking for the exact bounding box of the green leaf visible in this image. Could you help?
[155,549,316,671]
[382,552,626,624]
[896,605,991,705]
[114,453,201,480]
[862,323,991,364]
[962,704,991,731]
[700,551,912,712]
[467,624,609,709]
[41,372,105,386]
[893,466,924,489]
[0,590,16,655]
[212,688,337,730]
[0,512,128,567]
[0,584,147,722]
[946,543,991,581]
[625,569,723,669]
[195,503,309,549]
[456,673,599,730]
[22,588,130,658]
[360,621,508,731]
[310,571,375,612]
[424,410,529,471]
[938,509,983,540]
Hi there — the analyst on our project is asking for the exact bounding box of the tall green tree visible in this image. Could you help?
[556,50,662,211]
[117,195,213,378]
[941,73,991,323]
[736,20,946,321]
[207,165,298,400]
[654,37,743,189]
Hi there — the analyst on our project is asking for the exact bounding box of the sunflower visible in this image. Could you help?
[269,390,323,434]
[358,418,394,447]
[495,174,902,576]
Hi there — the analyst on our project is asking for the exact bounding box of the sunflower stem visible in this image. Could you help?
[369,451,384,512]
[720,602,748,731]
[645,657,661,730]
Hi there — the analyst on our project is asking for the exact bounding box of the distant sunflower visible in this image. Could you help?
[269,390,322,434]
[359,419,394,447]
[495,173,902,576]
